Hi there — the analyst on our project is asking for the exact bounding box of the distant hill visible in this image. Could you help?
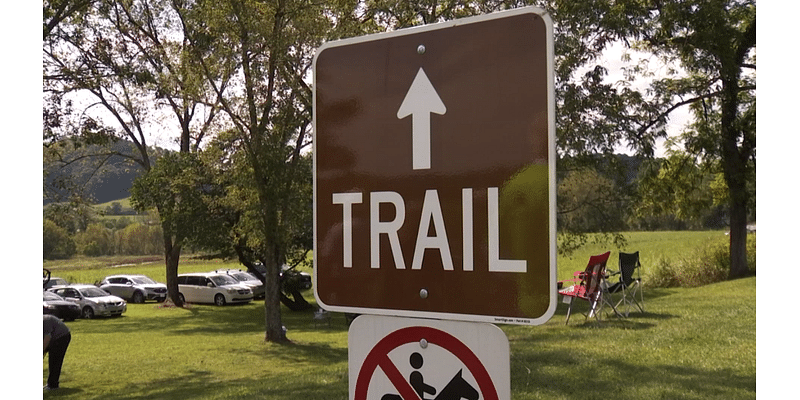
[44,142,651,208]
[43,140,165,206]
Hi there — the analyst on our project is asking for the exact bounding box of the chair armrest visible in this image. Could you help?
[557,277,581,289]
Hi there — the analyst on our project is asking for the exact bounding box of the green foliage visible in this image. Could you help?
[635,152,729,229]
[43,219,77,259]
[43,200,97,234]
[558,167,628,233]
[116,223,164,255]
[74,223,115,257]
[130,152,215,242]
[649,233,755,288]
[44,216,165,259]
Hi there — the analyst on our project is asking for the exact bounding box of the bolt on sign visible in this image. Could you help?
[313,7,556,325]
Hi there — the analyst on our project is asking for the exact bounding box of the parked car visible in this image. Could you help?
[43,276,69,290]
[176,273,253,306]
[43,291,81,321]
[281,265,312,292]
[213,269,266,298]
[48,284,127,319]
[98,274,167,303]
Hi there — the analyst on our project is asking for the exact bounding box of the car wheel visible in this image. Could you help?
[82,307,95,319]
[132,291,145,304]
[178,293,185,304]
[214,294,226,306]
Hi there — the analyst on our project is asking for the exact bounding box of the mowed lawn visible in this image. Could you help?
[41,231,756,399]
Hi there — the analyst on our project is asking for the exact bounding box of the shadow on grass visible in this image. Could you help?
[62,348,348,400]
[43,387,84,398]
[95,372,347,400]
[511,349,754,399]
[547,297,676,329]
[71,302,281,336]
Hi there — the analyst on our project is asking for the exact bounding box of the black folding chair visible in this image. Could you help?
[607,251,644,316]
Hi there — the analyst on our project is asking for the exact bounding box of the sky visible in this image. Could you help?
[597,41,693,158]
[96,40,690,157]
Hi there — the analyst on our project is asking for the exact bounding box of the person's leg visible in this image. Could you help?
[47,333,71,388]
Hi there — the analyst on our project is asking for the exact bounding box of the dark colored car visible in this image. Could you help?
[281,265,312,292]
[43,291,81,321]
[251,263,312,292]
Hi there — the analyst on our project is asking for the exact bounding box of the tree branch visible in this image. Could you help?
[636,85,756,138]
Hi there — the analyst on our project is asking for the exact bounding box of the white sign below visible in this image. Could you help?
[349,315,510,400]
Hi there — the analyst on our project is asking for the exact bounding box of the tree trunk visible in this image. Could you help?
[163,235,184,306]
[263,253,287,343]
[728,199,749,278]
[280,289,312,311]
[720,72,750,279]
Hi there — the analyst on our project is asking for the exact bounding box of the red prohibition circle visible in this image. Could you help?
[354,326,498,400]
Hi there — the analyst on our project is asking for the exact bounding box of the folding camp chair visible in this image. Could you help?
[558,251,615,325]
[607,251,644,316]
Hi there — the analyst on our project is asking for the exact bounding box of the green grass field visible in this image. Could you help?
[40,231,755,399]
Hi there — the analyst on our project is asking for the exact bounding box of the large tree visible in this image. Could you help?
[630,0,756,278]
[174,0,368,342]
[44,0,223,304]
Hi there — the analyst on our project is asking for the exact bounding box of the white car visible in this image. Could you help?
[99,274,167,303]
[43,276,69,290]
[48,284,127,319]
[176,273,254,306]
[213,269,265,298]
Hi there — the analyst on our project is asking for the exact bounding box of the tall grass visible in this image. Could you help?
[648,233,756,288]
[555,231,726,283]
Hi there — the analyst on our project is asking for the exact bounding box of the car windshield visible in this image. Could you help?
[210,275,238,286]
[232,273,256,281]
[43,292,63,301]
[130,276,156,285]
[80,287,111,298]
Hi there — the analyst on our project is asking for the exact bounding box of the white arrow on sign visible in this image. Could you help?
[397,67,447,170]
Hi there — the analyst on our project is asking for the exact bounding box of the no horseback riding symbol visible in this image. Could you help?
[378,351,479,400]
[349,316,510,400]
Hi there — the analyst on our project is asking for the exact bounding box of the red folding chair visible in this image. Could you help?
[558,251,614,325]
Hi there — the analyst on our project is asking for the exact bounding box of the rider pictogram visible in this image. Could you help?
[381,352,478,400]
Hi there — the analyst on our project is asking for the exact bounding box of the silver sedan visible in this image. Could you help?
[48,285,127,319]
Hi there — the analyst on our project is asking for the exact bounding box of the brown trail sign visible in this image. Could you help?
[313,7,556,325]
